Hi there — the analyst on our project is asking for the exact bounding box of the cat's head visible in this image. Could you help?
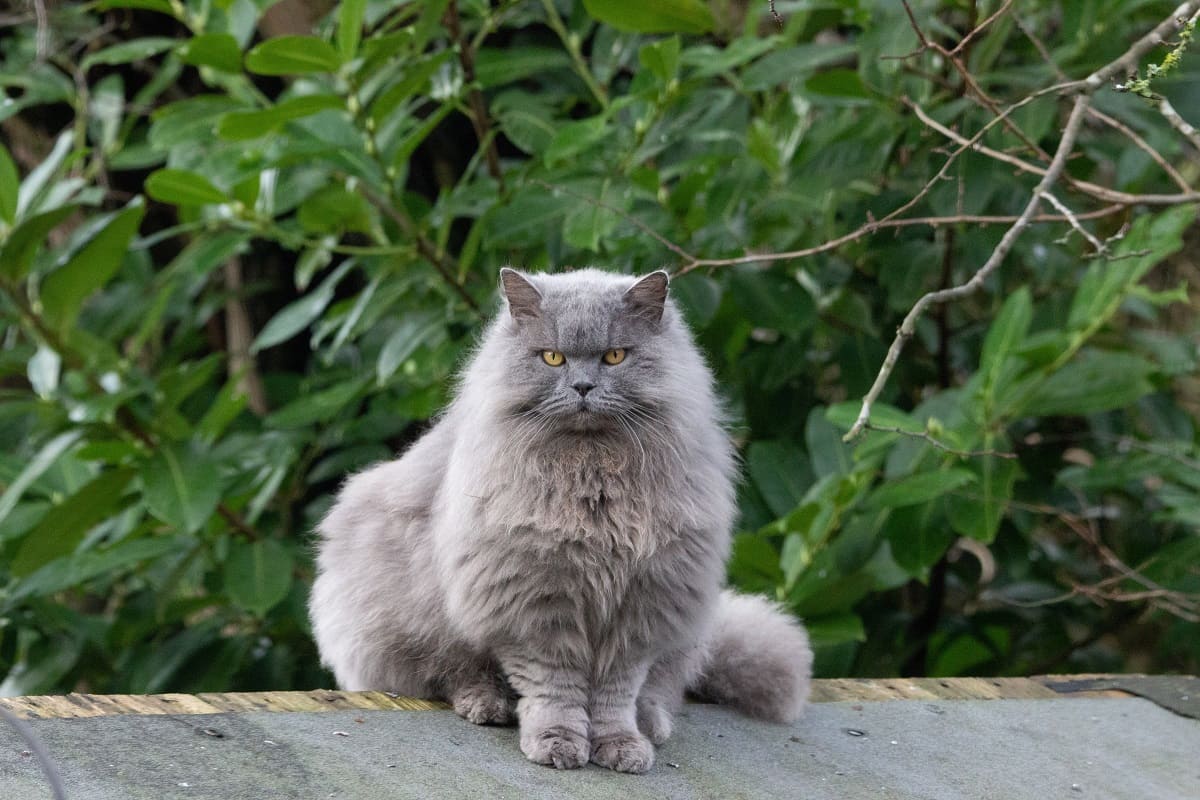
[492,268,684,432]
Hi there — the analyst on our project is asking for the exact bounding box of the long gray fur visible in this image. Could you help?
[309,268,812,774]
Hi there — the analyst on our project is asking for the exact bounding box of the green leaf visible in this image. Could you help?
[266,378,366,429]
[218,94,345,140]
[1021,350,1156,417]
[544,117,609,165]
[1067,207,1193,331]
[377,311,444,384]
[10,469,135,577]
[0,142,19,223]
[0,431,83,524]
[96,0,176,13]
[296,186,374,235]
[145,168,230,205]
[178,33,244,73]
[979,286,1032,381]
[16,130,73,218]
[804,612,866,646]
[728,268,816,336]
[804,69,872,101]
[369,50,455,123]
[337,0,367,60]
[946,457,1019,543]
[245,36,342,75]
[748,440,814,518]
[867,468,976,510]
[727,532,784,594]
[9,536,185,604]
[639,36,682,83]
[390,102,455,169]
[40,199,145,329]
[805,408,853,479]
[0,206,75,280]
[82,37,176,70]
[475,47,571,88]
[225,538,294,616]
[582,0,715,34]
[884,500,953,575]
[141,445,223,535]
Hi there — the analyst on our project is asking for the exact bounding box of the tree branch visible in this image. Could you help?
[844,96,1093,441]
[445,0,506,191]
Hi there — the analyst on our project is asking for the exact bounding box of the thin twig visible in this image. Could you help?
[862,424,1018,460]
[674,205,1125,274]
[1016,14,1195,191]
[358,185,483,314]
[1159,96,1200,151]
[1038,190,1105,253]
[905,98,1200,206]
[1079,0,1200,93]
[844,96,1093,441]
[1087,106,1193,192]
[949,0,1014,56]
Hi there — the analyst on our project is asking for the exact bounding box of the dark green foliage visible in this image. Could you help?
[0,0,1197,695]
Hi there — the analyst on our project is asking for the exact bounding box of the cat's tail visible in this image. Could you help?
[691,590,813,723]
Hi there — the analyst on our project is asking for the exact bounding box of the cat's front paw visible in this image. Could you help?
[521,726,590,770]
[451,684,513,725]
[637,699,673,745]
[591,731,655,774]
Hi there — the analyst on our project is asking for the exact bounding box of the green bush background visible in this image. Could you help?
[1,0,1197,695]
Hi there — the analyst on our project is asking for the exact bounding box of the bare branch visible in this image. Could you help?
[906,98,1200,206]
[1079,0,1200,92]
[844,96,1093,441]
[1159,96,1200,151]
[949,0,1014,57]
[1038,190,1105,253]
[862,424,1018,460]
[1088,106,1193,192]
[446,0,506,191]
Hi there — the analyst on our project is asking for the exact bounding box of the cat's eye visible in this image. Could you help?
[541,350,565,367]
[602,348,626,365]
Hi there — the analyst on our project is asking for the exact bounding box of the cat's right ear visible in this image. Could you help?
[499,268,543,321]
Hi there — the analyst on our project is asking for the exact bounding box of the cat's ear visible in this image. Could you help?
[499,268,542,321]
[623,271,669,325]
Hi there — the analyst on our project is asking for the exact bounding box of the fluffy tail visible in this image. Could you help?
[691,590,813,723]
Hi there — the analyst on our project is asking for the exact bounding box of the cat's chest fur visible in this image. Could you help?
[484,433,675,555]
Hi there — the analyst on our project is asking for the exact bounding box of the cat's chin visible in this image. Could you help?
[549,404,620,433]
[558,410,612,433]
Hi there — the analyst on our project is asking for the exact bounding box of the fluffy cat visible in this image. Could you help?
[309,268,812,773]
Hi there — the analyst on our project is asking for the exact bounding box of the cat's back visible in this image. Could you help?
[317,416,455,551]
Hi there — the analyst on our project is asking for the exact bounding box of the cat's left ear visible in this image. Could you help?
[499,268,543,321]
[623,271,669,325]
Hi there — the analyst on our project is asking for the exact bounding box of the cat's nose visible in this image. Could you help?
[572,381,595,397]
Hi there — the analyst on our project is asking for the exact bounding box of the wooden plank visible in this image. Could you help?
[0,676,1109,720]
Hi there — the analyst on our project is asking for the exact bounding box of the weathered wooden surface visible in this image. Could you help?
[1,676,1197,800]
[0,676,1072,720]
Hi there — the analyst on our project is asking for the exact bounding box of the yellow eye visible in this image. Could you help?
[541,350,565,367]
[603,348,626,365]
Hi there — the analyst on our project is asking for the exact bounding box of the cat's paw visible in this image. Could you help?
[451,684,513,725]
[637,700,674,745]
[521,727,590,770]
[591,731,655,774]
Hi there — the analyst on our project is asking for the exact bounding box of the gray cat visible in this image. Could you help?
[309,268,812,773]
